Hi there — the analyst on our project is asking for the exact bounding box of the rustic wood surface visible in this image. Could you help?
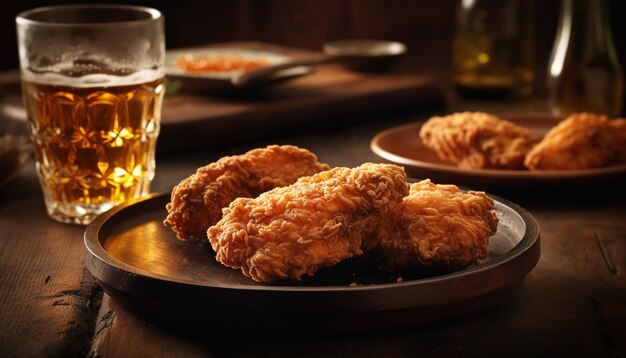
[2,0,625,355]
[1,95,625,357]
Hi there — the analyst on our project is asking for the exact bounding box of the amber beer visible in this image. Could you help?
[22,72,164,224]
[17,5,165,223]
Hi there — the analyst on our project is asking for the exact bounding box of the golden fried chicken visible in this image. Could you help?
[207,163,409,282]
[368,179,498,272]
[420,112,541,169]
[524,113,626,170]
[613,119,626,161]
[163,145,329,241]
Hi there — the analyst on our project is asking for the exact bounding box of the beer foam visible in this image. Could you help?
[21,68,164,88]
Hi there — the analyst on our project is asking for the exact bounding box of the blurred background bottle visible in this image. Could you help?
[547,0,624,117]
[452,0,535,97]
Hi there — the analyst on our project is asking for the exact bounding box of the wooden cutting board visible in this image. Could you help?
[0,42,445,153]
[159,42,445,152]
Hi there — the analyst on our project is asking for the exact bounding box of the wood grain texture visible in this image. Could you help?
[90,296,211,358]
[0,169,102,357]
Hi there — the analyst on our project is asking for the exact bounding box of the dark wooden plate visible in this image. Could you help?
[84,192,540,332]
[370,114,626,192]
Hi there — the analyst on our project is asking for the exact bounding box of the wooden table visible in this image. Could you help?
[1,95,625,357]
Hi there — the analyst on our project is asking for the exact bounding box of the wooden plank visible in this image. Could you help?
[0,168,102,357]
[252,1,348,47]
[89,295,211,358]
[159,72,443,153]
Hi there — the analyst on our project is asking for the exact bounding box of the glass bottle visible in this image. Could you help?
[547,0,624,117]
[452,0,535,96]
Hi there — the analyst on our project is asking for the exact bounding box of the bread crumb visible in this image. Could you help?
[396,277,403,283]
[349,282,358,287]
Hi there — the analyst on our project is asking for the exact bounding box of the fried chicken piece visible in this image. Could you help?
[420,112,541,169]
[524,113,626,170]
[207,163,409,282]
[613,119,626,161]
[163,145,329,241]
[368,179,498,272]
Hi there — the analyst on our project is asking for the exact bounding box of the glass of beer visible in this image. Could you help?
[16,5,165,224]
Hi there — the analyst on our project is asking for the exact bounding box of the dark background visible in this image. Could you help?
[2,0,626,97]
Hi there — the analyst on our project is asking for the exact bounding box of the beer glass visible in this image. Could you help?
[16,5,165,224]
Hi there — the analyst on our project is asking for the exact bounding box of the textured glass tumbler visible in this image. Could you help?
[16,5,165,224]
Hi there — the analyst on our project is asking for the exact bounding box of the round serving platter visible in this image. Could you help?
[84,192,540,332]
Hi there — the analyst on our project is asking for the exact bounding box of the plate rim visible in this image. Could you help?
[84,191,540,293]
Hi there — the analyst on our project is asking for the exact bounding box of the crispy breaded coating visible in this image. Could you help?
[524,113,626,170]
[613,119,626,161]
[369,179,498,272]
[163,145,329,241]
[207,163,409,282]
[420,112,541,169]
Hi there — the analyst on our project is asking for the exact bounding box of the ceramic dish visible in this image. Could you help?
[165,47,313,92]
[84,192,540,332]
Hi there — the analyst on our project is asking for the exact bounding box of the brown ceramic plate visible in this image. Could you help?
[84,192,540,332]
[371,114,626,192]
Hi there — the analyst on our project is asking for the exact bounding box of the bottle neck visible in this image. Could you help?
[550,0,621,77]
[565,0,618,57]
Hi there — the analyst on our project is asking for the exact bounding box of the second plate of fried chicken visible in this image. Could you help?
[372,112,626,191]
